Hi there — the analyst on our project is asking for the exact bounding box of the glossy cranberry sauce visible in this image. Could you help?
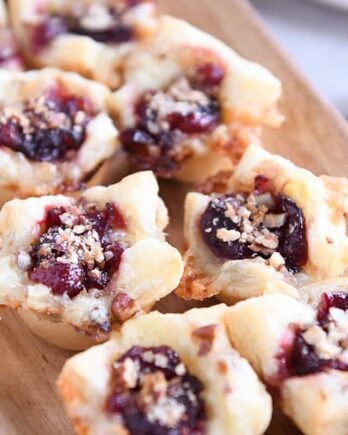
[200,176,308,272]
[0,87,95,162]
[120,63,224,176]
[32,1,143,52]
[107,346,206,435]
[27,199,126,298]
[280,292,348,378]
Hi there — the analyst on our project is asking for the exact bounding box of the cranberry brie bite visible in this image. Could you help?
[227,281,348,435]
[58,305,272,435]
[0,172,183,350]
[0,0,24,71]
[8,0,157,89]
[177,145,348,303]
[0,68,119,206]
[111,15,282,182]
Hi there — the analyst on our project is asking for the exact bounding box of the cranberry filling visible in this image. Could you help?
[200,177,308,272]
[31,2,142,52]
[120,63,224,176]
[107,346,206,435]
[27,199,126,298]
[0,88,95,162]
[317,292,348,323]
[280,292,348,377]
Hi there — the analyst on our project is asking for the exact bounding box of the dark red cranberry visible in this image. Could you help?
[0,121,24,152]
[277,195,307,272]
[70,24,134,44]
[284,329,348,377]
[32,7,137,53]
[121,63,223,176]
[107,346,206,435]
[30,261,85,298]
[200,194,255,260]
[200,181,308,272]
[45,207,66,228]
[120,128,156,156]
[195,63,224,88]
[29,201,126,298]
[167,101,220,134]
[0,92,93,162]
[288,333,322,376]
[121,128,179,176]
[86,202,126,238]
[317,292,348,324]
[105,243,124,276]
[279,293,348,378]
[254,175,274,194]
[31,16,68,53]
[121,100,220,176]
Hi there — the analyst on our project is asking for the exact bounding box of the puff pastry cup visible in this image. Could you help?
[226,279,348,435]
[177,144,348,303]
[0,171,183,350]
[0,67,119,206]
[110,15,283,183]
[8,0,158,89]
[0,0,24,71]
[58,304,272,435]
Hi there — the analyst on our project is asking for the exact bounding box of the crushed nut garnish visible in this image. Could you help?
[302,306,348,362]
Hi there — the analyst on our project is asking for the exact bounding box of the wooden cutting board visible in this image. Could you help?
[1,1,347,434]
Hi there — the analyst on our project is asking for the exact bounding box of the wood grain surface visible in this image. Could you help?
[1,0,347,434]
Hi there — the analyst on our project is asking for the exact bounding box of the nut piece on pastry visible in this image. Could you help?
[0,171,183,350]
[0,68,119,206]
[110,15,283,183]
[8,0,158,89]
[176,144,348,303]
[0,0,24,70]
[58,304,272,435]
[226,280,348,435]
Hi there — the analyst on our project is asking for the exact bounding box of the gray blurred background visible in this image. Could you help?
[251,0,348,116]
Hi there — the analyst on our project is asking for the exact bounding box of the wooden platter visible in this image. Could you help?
[1,0,347,434]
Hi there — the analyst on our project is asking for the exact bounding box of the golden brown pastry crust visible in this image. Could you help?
[226,283,348,435]
[8,0,158,89]
[177,145,348,302]
[58,305,272,435]
[0,172,183,349]
[0,68,119,205]
[110,15,282,183]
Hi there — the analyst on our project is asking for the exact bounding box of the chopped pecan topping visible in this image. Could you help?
[27,199,126,299]
[0,87,95,162]
[111,293,139,323]
[280,292,348,378]
[107,345,206,434]
[31,1,145,52]
[200,177,308,272]
[120,62,224,177]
